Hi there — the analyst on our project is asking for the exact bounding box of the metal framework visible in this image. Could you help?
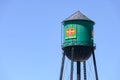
[59,48,99,80]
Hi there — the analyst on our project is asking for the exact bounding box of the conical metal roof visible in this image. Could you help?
[64,11,94,22]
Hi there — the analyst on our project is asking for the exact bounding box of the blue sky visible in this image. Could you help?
[0,0,120,80]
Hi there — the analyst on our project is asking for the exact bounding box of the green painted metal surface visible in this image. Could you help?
[62,20,94,47]
[61,11,95,61]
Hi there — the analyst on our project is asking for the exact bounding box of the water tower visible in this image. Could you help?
[59,11,99,80]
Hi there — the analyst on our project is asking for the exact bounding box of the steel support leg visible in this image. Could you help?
[83,61,87,80]
[92,50,99,80]
[70,47,74,80]
[70,59,74,80]
[77,61,81,80]
[59,52,65,80]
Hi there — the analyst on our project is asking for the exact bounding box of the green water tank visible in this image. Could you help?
[62,11,95,61]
